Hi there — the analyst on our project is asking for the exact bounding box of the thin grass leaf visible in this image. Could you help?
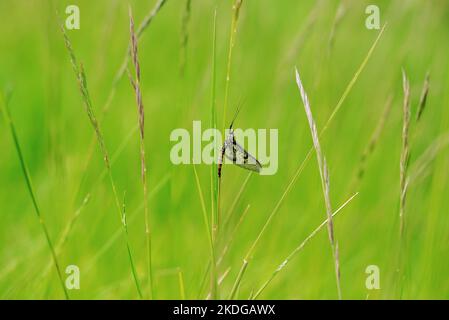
[409,132,449,185]
[40,193,91,279]
[205,267,231,300]
[218,0,244,242]
[416,72,430,122]
[121,191,143,298]
[218,204,251,266]
[228,259,248,299]
[198,204,250,298]
[210,6,219,249]
[324,24,387,134]
[222,0,243,133]
[193,165,218,299]
[0,91,69,299]
[85,174,170,273]
[328,1,346,54]
[38,122,139,282]
[179,0,192,76]
[177,268,186,300]
[222,172,252,232]
[252,193,358,299]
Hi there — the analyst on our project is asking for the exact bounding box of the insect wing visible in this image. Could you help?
[224,139,261,173]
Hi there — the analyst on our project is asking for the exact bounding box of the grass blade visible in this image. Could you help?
[416,72,430,122]
[179,0,192,76]
[40,193,91,280]
[193,165,218,299]
[209,7,219,299]
[252,193,358,299]
[218,0,244,242]
[85,174,170,273]
[222,0,243,132]
[324,24,387,135]
[0,91,69,299]
[177,268,186,300]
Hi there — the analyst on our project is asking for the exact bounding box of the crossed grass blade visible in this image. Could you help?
[227,24,386,300]
[60,23,143,299]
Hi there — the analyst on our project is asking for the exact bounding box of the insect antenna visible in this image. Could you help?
[219,97,246,178]
[229,98,246,130]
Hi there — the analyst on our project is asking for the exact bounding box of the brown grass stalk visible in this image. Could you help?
[395,69,411,298]
[72,0,167,213]
[115,0,168,86]
[399,69,411,239]
[128,7,154,299]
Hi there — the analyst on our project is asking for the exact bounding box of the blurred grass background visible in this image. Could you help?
[1,0,449,299]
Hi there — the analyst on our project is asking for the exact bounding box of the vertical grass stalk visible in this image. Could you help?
[396,69,411,298]
[209,7,219,300]
[177,268,186,300]
[399,69,411,239]
[295,67,342,299]
[193,165,218,299]
[222,0,243,133]
[218,0,244,271]
[128,8,154,299]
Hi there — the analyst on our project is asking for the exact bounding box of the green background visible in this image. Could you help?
[1,0,449,299]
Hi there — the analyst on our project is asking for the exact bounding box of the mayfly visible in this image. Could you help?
[218,106,262,178]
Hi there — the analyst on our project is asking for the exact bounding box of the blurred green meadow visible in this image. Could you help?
[1,0,449,299]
